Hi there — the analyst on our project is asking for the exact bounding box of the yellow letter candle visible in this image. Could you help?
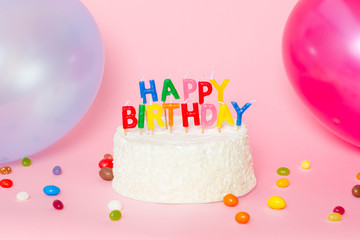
[146,104,165,130]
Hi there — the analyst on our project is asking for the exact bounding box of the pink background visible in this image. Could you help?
[2,0,360,239]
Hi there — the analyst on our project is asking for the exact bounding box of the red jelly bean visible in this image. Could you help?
[99,158,113,169]
[53,200,64,210]
[0,179,13,188]
[333,206,345,215]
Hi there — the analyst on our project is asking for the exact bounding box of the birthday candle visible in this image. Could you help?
[162,103,180,132]
[161,79,180,102]
[146,104,165,130]
[231,101,253,127]
[216,103,234,128]
[210,79,230,102]
[198,81,213,105]
[138,104,145,129]
[139,80,158,104]
[181,102,200,129]
[183,79,197,100]
[201,104,217,127]
[122,106,138,133]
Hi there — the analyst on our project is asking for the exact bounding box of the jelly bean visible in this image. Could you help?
[53,200,64,210]
[352,185,360,198]
[0,179,13,188]
[0,166,11,175]
[99,158,113,169]
[99,167,114,181]
[235,212,250,224]
[109,210,122,221]
[301,160,311,169]
[356,172,360,181]
[108,200,122,211]
[52,166,62,175]
[333,206,345,215]
[267,196,286,209]
[328,212,341,221]
[104,153,113,159]
[277,167,290,176]
[16,192,29,201]
[276,178,289,188]
[22,157,31,167]
[43,185,60,196]
[223,193,239,207]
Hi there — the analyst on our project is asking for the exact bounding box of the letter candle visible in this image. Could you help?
[200,103,217,134]
[138,103,145,135]
[162,103,180,133]
[161,77,180,129]
[139,80,158,104]
[231,100,254,130]
[216,102,234,133]
[181,100,200,133]
[198,81,213,105]
[146,104,165,134]
[210,79,230,102]
[183,79,197,101]
[122,101,138,136]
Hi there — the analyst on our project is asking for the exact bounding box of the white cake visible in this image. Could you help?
[112,122,256,203]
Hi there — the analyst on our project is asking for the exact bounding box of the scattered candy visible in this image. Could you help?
[99,167,114,181]
[53,199,64,210]
[235,212,250,224]
[16,192,29,201]
[22,157,31,167]
[277,167,290,176]
[104,153,113,159]
[276,178,289,188]
[301,160,311,169]
[328,212,341,221]
[52,166,62,175]
[356,172,360,181]
[99,158,113,169]
[352,185,360,198]
[267,196,286,209]
[0,166,11,175]
[108,200,122,210]
[109,210,122,221]
[43,185,60,196]
[0,179,13,188]
[333,206,345,215]
[223,193,239,207]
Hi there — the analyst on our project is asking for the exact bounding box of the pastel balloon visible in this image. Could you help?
[0,0,104,163]
[283,0,360,147]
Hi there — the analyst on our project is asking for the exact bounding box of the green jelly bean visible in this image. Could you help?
[22,157,31,167]
[277,167,290,176]
[109,210,122,221]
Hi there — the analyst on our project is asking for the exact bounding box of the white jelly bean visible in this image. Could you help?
[108,200,122,210]
[16,191,29,201]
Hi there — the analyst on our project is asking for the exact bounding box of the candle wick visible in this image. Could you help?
[183,98,189,104]
[249,100,256,104]
[211,71,214,80]
[184,72,188,79]
[140,75,145,82]
[168,74,172,79]
[218,101,224,105]
[124,100,130,106]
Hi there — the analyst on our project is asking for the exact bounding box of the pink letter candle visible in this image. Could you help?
[183,79,197,101]
[200,104,217,133]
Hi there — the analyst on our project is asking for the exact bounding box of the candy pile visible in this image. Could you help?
[1,166,13,188]
[99,154,114,181]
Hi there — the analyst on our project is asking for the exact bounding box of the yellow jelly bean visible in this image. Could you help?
[276,178,289,188]
[267,196,286,209]
[328,212,341,221]
[301,160,311,169]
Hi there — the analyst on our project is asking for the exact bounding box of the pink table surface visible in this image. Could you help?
[2,0,360,239]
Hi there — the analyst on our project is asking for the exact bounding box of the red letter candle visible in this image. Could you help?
[198,81,213,105]
[181,103,200,129]
[122,106,138,130]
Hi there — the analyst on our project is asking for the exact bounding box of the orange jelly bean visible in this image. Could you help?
[235,212,250,224]
[0,166,11,175]
[223,193,239,207]
[356,172,360,181]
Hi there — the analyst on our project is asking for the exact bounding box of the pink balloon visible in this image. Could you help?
[283,0,360,147]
